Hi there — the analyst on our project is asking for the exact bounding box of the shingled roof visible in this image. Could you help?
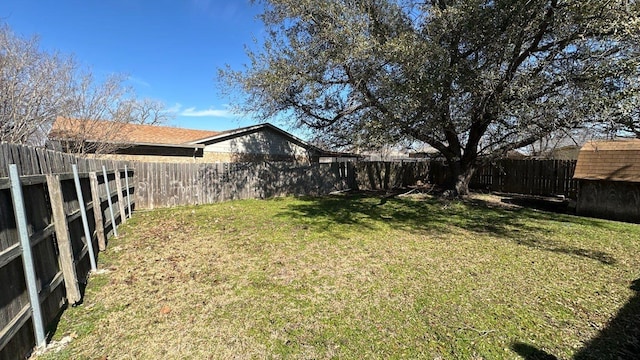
[50,117,220,145]
[573,139,640,182]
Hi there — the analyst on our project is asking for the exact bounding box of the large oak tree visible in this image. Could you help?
[222,0,640,195]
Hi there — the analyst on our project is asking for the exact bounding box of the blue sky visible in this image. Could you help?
[1,0,275,132]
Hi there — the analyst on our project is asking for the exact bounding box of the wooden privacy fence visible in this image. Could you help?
[472,159,578,198]
[0,164,134,360]
[133,161,433,209]
[353,161,430,191]
[430,159,578,198]
[134,161,353,209]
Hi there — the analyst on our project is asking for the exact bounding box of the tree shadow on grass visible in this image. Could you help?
[512,278,640,360]
[510,236,616,265]
[511,342,558,360]
[279,193,638,358]
[501,196,568,214]
[279,193,617,265]
[572,278,640,359]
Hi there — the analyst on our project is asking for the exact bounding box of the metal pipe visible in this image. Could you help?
[102,166,118,237]
[9,164,46,349]
[124,165,132,219]
[73,165,97,271]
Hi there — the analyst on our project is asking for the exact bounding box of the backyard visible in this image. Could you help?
[39,193,640,359]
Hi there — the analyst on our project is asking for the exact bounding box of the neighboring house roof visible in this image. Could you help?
[573,139,640,182]
[549,145,581,159]
[186,122,357,157]
[529,145,582,160]
[50,117,220,145]
[506,150,528,159]
[188,122,321,150]
[49,117,356,158]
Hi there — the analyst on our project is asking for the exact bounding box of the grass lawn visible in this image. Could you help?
[39,193,640,359]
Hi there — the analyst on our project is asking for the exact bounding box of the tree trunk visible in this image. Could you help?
[444,160,476,196]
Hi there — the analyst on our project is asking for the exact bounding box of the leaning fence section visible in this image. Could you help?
[0,165,133,360]
[0,142,129,177]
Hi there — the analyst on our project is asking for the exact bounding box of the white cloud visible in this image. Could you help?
[166,103,183,114]
[127,76,151,88]
[181,107,233,118]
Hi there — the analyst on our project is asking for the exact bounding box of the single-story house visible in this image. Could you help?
[505,149,529,160]
[48,117,353,163]
[541,145,582,160]
[573,139,640,223]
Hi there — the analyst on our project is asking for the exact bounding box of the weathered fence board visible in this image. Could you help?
[89,173,107,251]
[46,174,82,304]
[353,161,429,191]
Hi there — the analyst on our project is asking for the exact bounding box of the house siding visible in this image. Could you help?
[202,152,312,163]
[203,129,314,163]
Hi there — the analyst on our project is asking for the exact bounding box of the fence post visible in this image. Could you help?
[89,172,107,251]
[113,169,127,224]
[124,165,132,219]
[72,165,97,271]
[8,165,46,349]
[46,173,83,304]
[102,166,118,237]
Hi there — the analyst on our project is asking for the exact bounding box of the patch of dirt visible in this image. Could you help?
[28,334,76,359]
[468,192,574,214]
[466,192,523,209]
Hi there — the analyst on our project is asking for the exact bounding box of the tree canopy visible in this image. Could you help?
[222,0,640,194]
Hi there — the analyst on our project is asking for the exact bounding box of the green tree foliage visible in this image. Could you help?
[222,0,640,194]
